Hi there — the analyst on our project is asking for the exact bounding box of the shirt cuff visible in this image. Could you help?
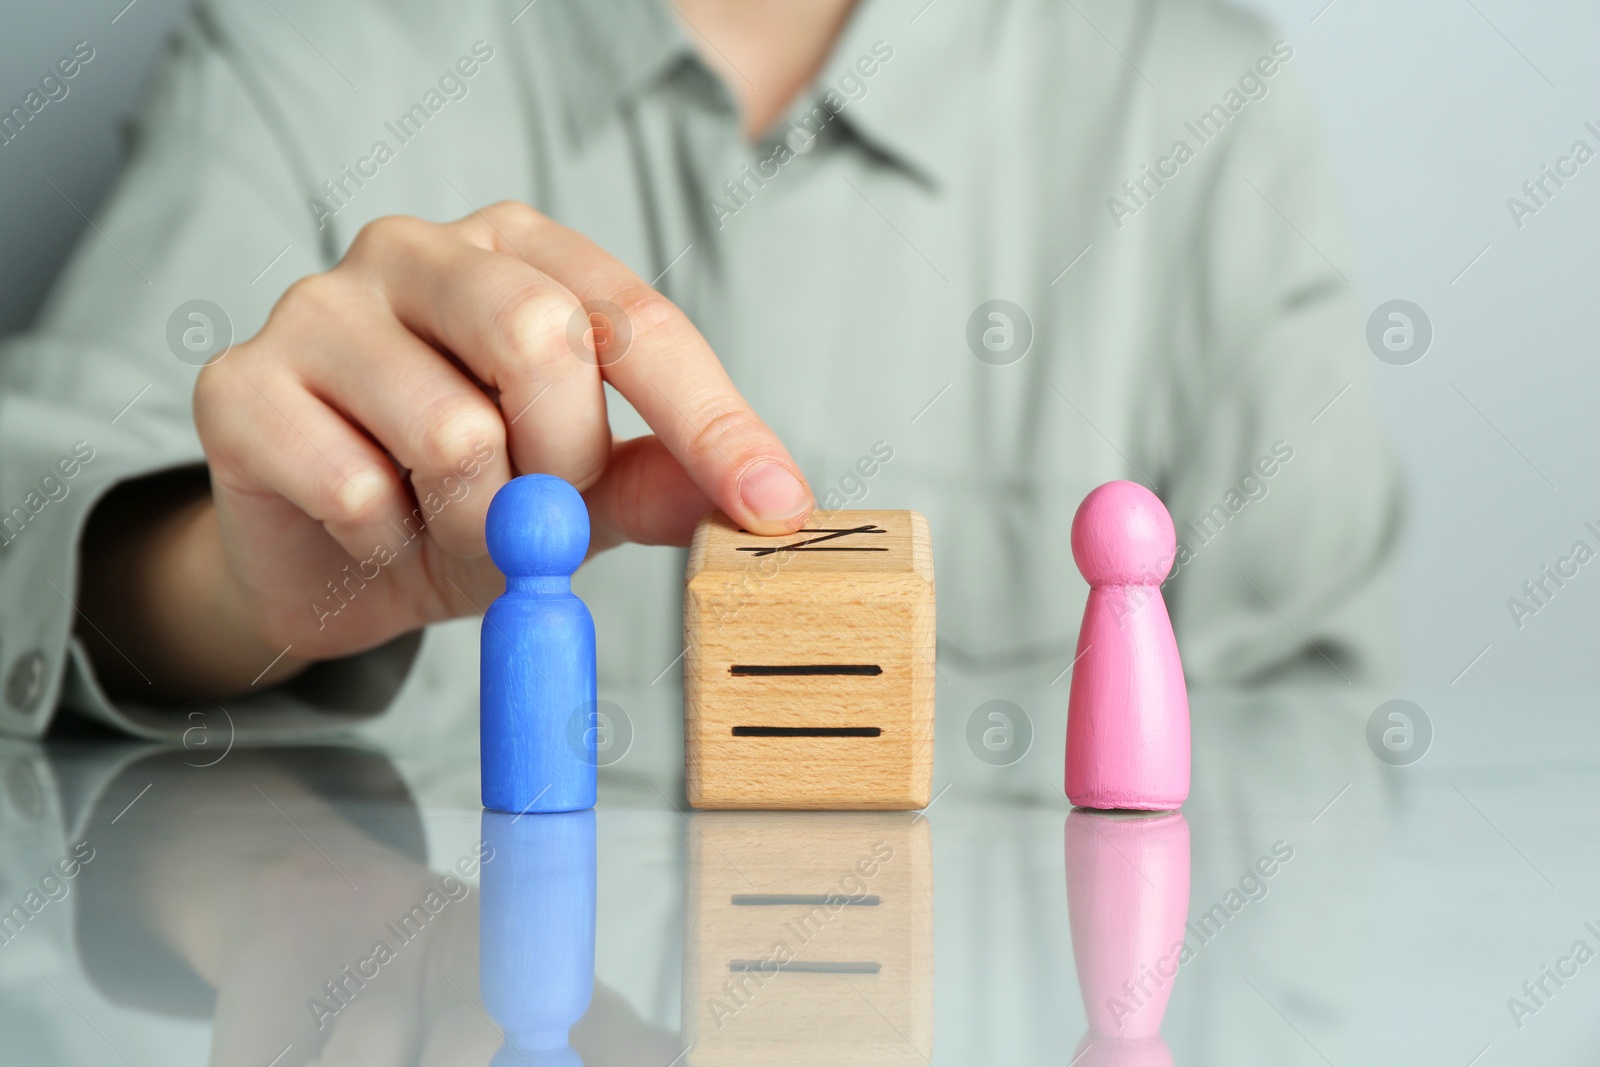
[0,393,196,739]
[0,389,428,740]
[59,630,425,742]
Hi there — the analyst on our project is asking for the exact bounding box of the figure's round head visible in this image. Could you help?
[1070,480,1176,585]
[485,474,590,577]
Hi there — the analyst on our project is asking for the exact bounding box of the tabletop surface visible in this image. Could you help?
[3,678,1596,1066]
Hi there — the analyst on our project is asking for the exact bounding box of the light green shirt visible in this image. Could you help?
[0,0,1403,739]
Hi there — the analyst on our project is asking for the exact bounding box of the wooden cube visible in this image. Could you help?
[683,813,933,1064]
[683,510,935,810]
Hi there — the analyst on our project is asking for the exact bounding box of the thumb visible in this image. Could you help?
[582,435,716,554]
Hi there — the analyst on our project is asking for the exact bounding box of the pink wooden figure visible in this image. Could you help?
[1064,809,1191,1067]
[1065,480,1190,810]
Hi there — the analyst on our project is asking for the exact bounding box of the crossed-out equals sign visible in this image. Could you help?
[737,524,889,557]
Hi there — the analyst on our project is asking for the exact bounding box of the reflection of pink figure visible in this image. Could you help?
[1065,810,1191,1066]
[1066,481,1190,810]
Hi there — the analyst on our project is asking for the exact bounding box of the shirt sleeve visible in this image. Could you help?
[0,7,422,739]
[1158,45,1406,687]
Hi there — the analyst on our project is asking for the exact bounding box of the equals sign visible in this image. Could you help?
[729,665,885,736]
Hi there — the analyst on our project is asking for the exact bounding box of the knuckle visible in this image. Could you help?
[690,404,766,469]
[490,282,580,370]
[611,283,680,338]
[460,201,548,251]
[324,470,393,530]
[413,399,503,475]
[482,200,542,227]
[276,272,350,321]
[351,214,423,253]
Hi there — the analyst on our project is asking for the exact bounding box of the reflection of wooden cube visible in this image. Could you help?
[684,813,933,1065]
[684,511,935,810]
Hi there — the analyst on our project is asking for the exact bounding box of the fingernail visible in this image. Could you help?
[738,461,812,523]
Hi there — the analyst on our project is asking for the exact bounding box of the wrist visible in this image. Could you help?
[78,468,309,701]
[154,492,311,695]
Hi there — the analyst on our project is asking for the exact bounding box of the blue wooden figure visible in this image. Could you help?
[482,474,597,814]
[480,809,596,1067]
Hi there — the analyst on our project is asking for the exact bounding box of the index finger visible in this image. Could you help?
[468,205,814,535]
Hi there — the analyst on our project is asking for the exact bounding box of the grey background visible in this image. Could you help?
[1250,0,1600,692]
[2,0,1596,689]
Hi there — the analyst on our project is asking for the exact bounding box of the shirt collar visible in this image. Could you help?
[528,0,955,187]
[802,0,957,189]
[526,0,700,146]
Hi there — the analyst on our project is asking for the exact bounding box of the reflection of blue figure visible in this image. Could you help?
[480,809,596,1067]
[482,474,597,814]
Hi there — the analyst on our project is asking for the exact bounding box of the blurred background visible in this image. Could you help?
[3,0,1597,690]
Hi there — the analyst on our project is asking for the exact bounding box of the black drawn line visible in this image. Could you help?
[732,893,881,906]
[732,726,882,738]
[731,664,883,676]
[737,524,888,556]
[730,960,881,974]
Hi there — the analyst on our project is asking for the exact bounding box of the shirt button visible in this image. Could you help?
[6,650,47,713]
[4,758,44,822]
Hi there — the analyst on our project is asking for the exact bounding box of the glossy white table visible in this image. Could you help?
[3,680,1592,1065]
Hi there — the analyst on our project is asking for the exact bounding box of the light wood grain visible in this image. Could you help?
[683,813,933,1065]
[684,511,935,810]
